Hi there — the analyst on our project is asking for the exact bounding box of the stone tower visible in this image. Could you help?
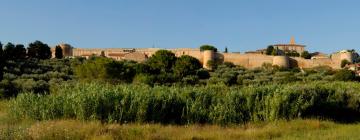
[289,36,296,45]
[272,56,290,68]
[203,50,215,69]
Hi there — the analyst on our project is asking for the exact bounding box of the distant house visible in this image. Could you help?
[345,63,360,76]
[271,37,306,54]
[245,49,266,54]
[311,52,329,59]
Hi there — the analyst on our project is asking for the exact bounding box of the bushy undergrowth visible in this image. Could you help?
[0,59,76,98]
[9,81,360,125]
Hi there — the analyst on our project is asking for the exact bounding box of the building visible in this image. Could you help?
[311,52,329,59]
[272,37,305,54]
[345,64,360,76]
[51,44,74,57]
[51,38,356,70]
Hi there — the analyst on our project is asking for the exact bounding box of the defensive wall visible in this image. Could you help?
[52,44,354,70]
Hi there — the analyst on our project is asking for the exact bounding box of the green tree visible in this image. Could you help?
[224,47,228,53]
[4,42,15,60]
[14,44,27,59]
[0,42,3,81]
[55,45,63,59]
[301,51,311,59]
[27,40,52,59]
[75,57,109,80]
[266,45,274,55]
[271,48,278,56]
[341,59,351,68]
[146,50,177,73]
[100,51,106,57]
[196,68,210,79]
[173,55,202,77]
[206,60,216,70]
[104,60,136,83]
[200,45,217,52]
[286,51,300,57]
[333,69,355,81]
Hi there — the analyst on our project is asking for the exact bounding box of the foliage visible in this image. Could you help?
[0,59,74,97]
[285,50,300,57]
[301,51,312,59]
[208,64,244,85]
[173,55,202,77]
[146,50,177,73]
[0,42,3,81]
[266,45,274,55]
[75,57,136,83]
[200,45,217,52]
[341,59,351,68]
[206,59,223,70]
[333,69,355,81]
[10,81,360,125]
[271,48,278,56]
[55,45,63,59]
[196,69,210,79]
[27,41,52,59]
[14,44,27,59]
[4,43,16,60]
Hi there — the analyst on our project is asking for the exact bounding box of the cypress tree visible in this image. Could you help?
[55,45,63,59]
[27,41,52,59]
[0,42,3,81]
[14,44,27,59]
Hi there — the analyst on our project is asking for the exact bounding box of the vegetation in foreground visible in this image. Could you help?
[1,99,360,140]
[2,119,360,139]
[9,81,360,125]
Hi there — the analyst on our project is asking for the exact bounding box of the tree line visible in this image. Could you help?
[0,41,67,80]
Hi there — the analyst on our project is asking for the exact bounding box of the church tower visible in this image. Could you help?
[289,36,296,45]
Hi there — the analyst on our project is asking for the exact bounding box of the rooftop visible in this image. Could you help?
[272,37,306,47]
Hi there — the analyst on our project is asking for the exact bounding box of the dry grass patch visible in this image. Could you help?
[1,119,355,140]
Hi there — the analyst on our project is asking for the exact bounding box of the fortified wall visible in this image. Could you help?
[52,43,354,70]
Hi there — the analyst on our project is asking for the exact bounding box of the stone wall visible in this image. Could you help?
[52,46,350,70]
[222,53,274,68]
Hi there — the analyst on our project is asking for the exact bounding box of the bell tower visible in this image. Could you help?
[289,36,296,45]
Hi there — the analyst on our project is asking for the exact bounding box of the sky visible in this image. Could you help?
[0,0,360,54]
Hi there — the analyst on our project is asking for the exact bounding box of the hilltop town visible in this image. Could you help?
[52,37,358,70]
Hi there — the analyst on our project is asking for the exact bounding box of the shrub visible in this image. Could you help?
[333,69,355,81]
[200,45,217,52]
[173,55,202,78]
[146,50,177,73]
[196,69,210,79]
[75,57,136,83]
[341,59,351,68]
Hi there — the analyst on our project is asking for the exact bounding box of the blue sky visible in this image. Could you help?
[0,0,360,53]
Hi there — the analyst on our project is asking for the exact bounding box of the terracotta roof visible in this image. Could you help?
[346,64,360,67]
[312,52,328,57]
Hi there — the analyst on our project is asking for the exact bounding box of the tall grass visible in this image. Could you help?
[9,81,360,124]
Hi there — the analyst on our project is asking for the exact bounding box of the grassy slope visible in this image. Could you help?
[1,100,360,139]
